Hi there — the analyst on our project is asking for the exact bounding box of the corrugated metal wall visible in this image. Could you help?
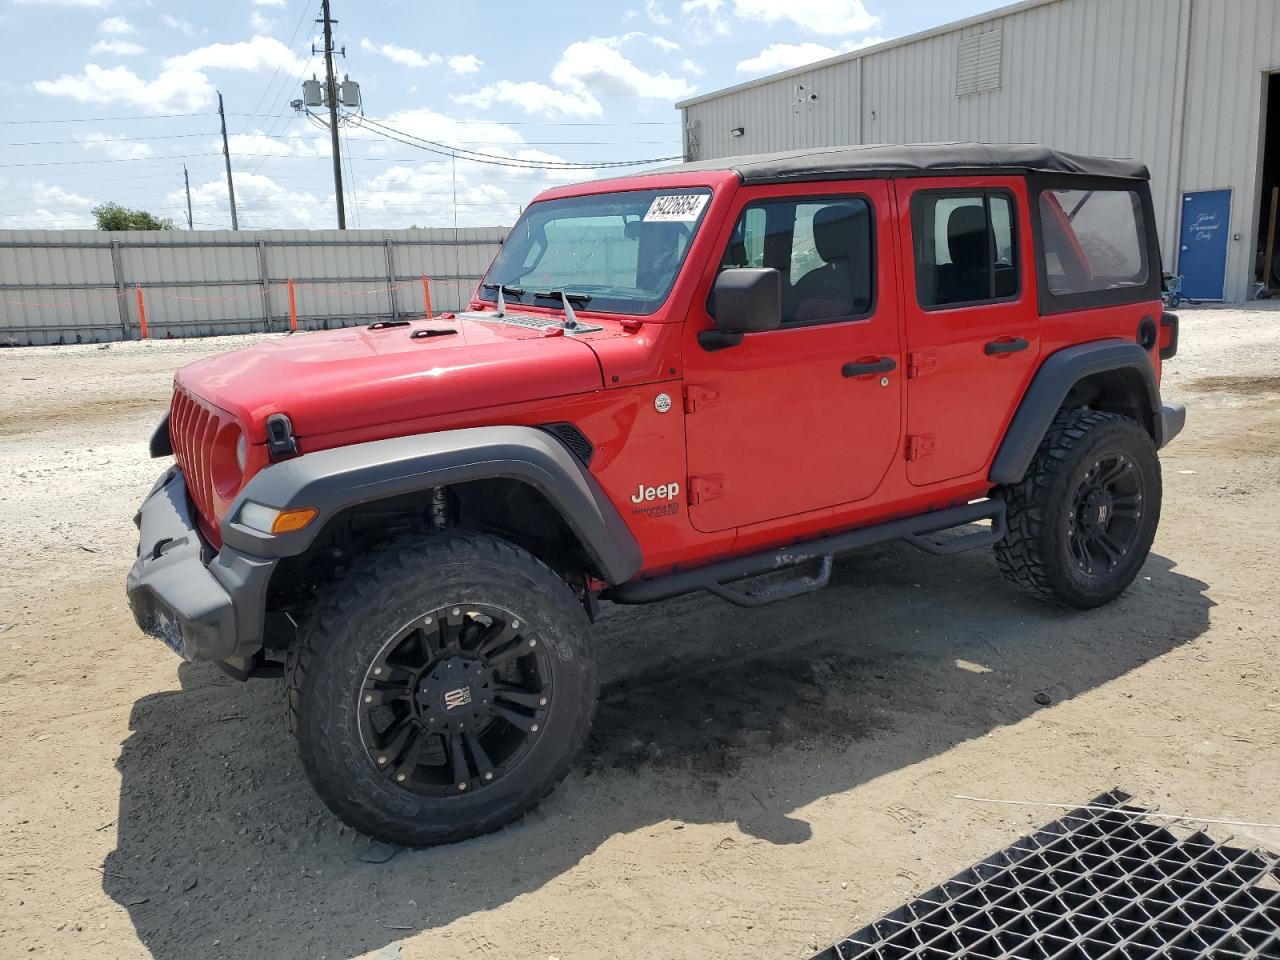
[682,0,1280,301]
[0,226,506,346]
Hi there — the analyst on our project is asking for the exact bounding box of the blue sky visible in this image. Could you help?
[1,0,1009,230]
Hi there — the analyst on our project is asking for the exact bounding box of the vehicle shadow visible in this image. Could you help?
[103,544,1210,959]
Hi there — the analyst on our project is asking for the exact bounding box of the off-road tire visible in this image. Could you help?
[286,531,596,847]
[995,409,1162,609]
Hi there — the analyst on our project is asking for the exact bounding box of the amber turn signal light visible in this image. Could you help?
[270,507,318,534]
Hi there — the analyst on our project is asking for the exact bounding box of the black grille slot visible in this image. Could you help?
[539,422,593,466]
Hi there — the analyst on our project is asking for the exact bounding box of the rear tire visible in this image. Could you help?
[995,409,1162,609]
[286,531,596,847]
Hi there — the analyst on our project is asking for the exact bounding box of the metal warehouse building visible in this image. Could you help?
[677,0,1280,303]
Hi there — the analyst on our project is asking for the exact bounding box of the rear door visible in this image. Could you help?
[683,180,903,533]
[896,176,1040,486]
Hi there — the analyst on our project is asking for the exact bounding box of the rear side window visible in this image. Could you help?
[1038,188,1148,296]
[911,191,1019,309]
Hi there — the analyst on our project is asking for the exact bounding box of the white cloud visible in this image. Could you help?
[34,64,215,113]
[249,10,275,33]
[680,58,704,76]
[681,0,728,43]
[447,54,482,75]
[648,35,681,53]
[160,13,198,36]
[89,39,145,56]
[360,38,440,68]
[166,36,309,74]
[221,129,326,159]
[98,16,134,34]
[456,80,601,118]
[736,34,889,74]
[737,42,841,73]
[0,182,97,230]
[736,35,890,74]
[644,0,671,25]
[78,131,152,160]
[551,36,694,102]
[252,0,286,6]
[733,0,879,36]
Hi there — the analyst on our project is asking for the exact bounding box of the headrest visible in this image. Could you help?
[813,204,865,263]
[947,204,990,271]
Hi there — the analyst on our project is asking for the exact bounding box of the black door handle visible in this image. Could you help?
[984,337,1030,356]
[842,357,897,378]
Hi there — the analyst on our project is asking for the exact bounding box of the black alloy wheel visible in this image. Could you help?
[1066,452,1146,578]
[357,603,553,797]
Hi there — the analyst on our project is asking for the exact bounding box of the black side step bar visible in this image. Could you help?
[603,498,1006,607]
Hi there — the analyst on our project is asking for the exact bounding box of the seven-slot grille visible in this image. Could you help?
[169,386,235,545]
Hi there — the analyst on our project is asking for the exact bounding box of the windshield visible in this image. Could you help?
[479,188,713,316]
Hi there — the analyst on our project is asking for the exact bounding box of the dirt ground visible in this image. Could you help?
[1,309,1278,960]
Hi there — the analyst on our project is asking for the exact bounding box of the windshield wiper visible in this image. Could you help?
[533,289,591,331]
[482,282,525,297]
[482,282,524,317]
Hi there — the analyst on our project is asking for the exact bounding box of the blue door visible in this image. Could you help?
[1178,189,1231,300]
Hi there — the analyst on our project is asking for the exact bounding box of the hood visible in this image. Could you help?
[175,316,604,442]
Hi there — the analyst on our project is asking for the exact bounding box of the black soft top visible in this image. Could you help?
[661,142,1150,184]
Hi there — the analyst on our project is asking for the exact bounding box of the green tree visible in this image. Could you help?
[92,202,175,231]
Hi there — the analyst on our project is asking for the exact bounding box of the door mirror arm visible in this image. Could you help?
[697,330,745,352]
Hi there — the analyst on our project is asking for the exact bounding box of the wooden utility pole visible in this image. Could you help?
[183,164,193,230]
[217,91,239,230]
[319,0,347,229]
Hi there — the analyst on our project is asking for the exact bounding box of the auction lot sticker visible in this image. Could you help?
[644,194,710,222]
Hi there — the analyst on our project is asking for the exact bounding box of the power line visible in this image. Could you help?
[0,153,223,169]
[238,0,317,138]
[349,115,681,170]
[1,112,679,127]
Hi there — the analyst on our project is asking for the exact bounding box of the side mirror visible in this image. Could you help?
[703,267,781,351]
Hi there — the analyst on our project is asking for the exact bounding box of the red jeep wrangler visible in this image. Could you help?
[128,144,1183,846]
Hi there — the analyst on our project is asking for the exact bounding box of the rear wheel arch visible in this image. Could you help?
[990,340,1161,485]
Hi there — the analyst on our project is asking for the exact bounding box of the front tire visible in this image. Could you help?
[286,531,596,847]
[995,409,1162,609]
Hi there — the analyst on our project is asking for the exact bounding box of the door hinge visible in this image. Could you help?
[688,474,726,504]
[684,385,721,414]
[907,352,937,379]
[906,434,935,461]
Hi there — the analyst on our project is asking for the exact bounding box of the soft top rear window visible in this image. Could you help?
[479,188,713,316]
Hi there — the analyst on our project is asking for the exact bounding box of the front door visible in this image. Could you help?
[1178,189,1231,300]
[896,177,1041,486]
[684,181,903,533]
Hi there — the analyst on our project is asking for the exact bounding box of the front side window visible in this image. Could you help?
[720,196,874,325]
[479,188,712,316]
[1038,188,1148,296]
[911,190,1019,309]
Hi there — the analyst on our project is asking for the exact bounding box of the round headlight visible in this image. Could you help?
[235,432,247,472]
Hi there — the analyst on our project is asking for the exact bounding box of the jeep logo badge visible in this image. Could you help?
[443,686,472,710]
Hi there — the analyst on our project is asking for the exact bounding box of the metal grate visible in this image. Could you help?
[816,790,1280,960]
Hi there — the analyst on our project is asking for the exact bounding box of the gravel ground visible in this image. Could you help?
[1,309,1278,960]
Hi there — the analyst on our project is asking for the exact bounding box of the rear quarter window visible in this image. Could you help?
[1038,188,1148,296]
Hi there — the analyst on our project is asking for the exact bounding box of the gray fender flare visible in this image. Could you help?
[989,340,1163,485]
[220,426,644,585]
